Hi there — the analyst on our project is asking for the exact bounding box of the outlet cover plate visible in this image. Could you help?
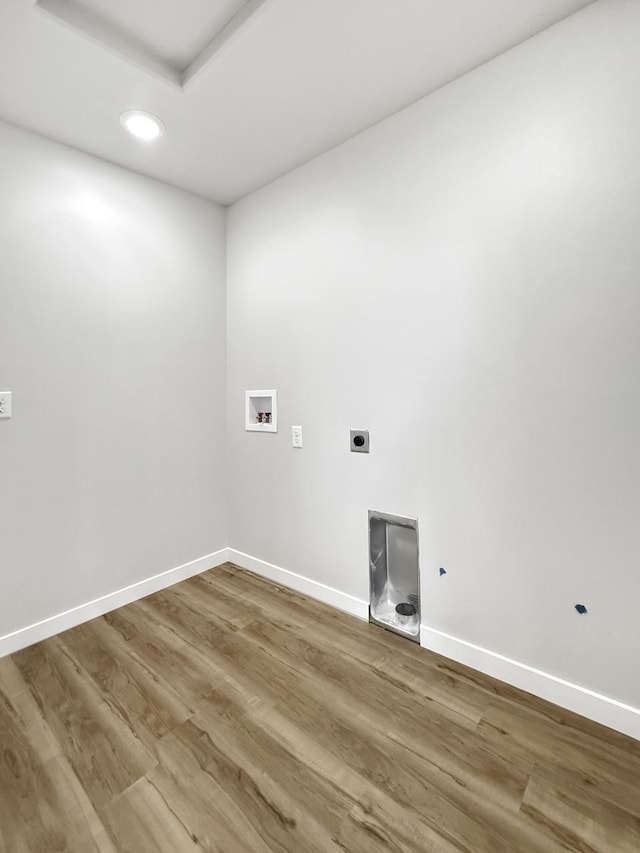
[350,429,369,453]
[0,392,11,418]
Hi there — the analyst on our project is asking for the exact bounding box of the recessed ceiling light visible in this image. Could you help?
[120,110,164,142]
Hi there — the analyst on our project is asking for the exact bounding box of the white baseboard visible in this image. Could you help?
[0,549,230,659]
[4,542,638,741]
[421,624,640,742]
[228,550,640,740]
[227,548,369,621]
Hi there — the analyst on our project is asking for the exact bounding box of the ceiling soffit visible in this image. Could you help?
[35,0,269,88]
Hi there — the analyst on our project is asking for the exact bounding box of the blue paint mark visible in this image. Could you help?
[439,567,447,576]
[575,604,588,615]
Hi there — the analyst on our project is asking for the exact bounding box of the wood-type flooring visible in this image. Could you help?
[1,563,639,852]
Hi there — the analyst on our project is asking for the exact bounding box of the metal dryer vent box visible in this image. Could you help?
[369,510,420,642]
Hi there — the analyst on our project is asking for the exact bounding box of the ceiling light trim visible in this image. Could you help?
[35,0,269,90]
[120,110,165,141]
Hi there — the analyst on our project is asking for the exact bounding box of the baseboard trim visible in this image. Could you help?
[0,548,230,659]
[421,624,640,741]
[227,551,640,740]
[5,543,637,740]
[227,548,369,621]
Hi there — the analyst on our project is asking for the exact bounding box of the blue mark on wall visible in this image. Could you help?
[439,567,447,576]
[575,604,588,615]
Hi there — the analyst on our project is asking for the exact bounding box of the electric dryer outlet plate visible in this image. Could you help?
[350,429,369,452]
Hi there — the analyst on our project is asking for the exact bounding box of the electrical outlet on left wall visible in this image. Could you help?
[0,392,12,418]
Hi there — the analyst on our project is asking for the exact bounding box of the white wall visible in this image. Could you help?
[0,121,227,643]
[227,0,640,714]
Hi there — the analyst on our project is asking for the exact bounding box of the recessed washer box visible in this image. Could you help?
[245,390,277,432]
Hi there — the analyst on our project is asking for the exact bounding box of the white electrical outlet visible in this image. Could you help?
[0,392,11,418]
[292,425,303,448]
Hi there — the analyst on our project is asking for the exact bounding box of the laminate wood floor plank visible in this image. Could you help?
[0,655,29,700]
[521,772,640,853]
[35,753,119,853]
[206,568,490,707]
[478,699,640,793]
[0,662,60,766]
[173,574,258,631]
[334,798,464,853]
[11,638,158,810]
[241,699,466,853]
[102,596,280,714]
[157,712,347,853]
[492,684,640,762]
[138,594,304,710]
[0,687,116,853]
[107,602,236,708]
[237,616,532,809]
[58,618,194,752]
[142,731,281,853]
[208,567,496,724]
[241,613,480,734]
[103,776,204,853]
[193,621,538,852]
[531,759,640,821]
[219,566,632,749]
[266,673,546,852]
[1,562,639,852]
[103,606,145,643]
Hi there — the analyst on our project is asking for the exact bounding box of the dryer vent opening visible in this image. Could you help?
[369,510,420,642]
